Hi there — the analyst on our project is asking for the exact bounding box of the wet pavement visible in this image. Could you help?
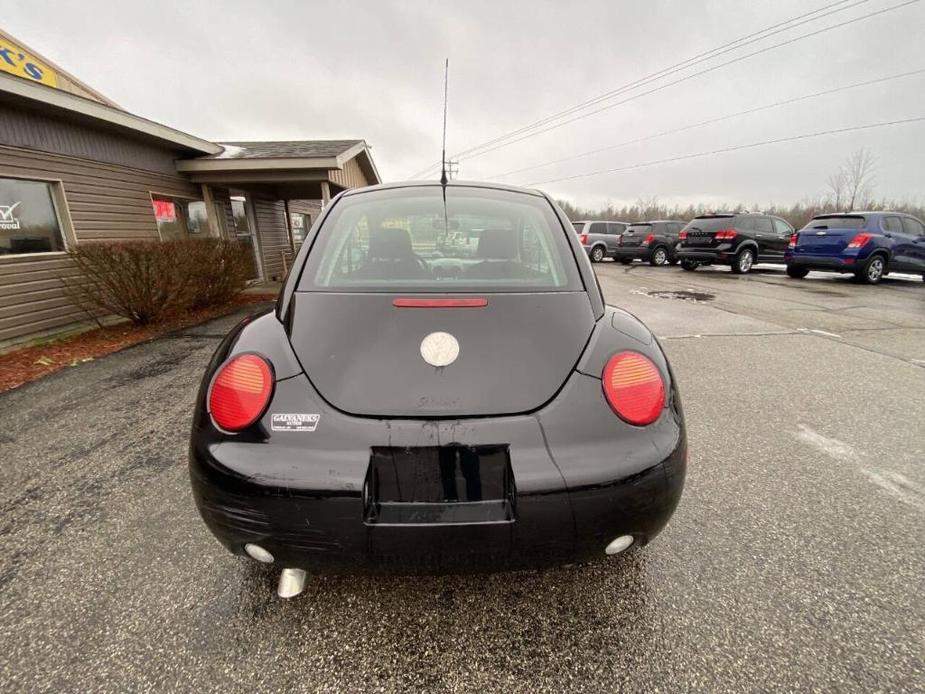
[1,263,923,692]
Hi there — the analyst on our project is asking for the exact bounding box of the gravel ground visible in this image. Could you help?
[1,263,923,693]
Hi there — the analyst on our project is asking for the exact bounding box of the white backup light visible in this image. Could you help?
[605,535,634,555]
[244,543,274,563]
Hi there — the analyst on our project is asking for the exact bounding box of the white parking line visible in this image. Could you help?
[791,424,923,511]
[793,424,856,462]
[797,328,843,339]
[860,468,925,511]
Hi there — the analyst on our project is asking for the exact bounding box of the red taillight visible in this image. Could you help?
[579,234,588,245]
[393,298,488,308]
[642,234,656,246]
[678,230,688,240]
[788,233,798,249]
[208,354,273,432]
[847,232,872,249]
[715,229,737,241]
[602,352,665,426]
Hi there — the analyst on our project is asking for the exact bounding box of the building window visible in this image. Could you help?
[0,177,66,256]
[290,212,311,245]
[230,197,250,233]
[151,194,208,240]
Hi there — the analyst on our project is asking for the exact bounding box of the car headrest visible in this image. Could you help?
[477,229,517,259]
[368,227,414,260]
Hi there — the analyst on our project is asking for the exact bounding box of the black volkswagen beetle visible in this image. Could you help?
[190,181,686,597]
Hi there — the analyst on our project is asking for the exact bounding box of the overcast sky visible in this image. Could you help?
[5,0,925,209]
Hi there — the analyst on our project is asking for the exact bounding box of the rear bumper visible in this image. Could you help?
[190,372,686,574]
[611,247,650,261]
[676,249,725,264]
[190,448,685,573]
[785,254,858,272]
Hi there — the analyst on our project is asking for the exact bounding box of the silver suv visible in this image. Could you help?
[573,220,630,262]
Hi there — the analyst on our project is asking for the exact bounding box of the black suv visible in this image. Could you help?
[676,213,794,274]
[612,220,687,266]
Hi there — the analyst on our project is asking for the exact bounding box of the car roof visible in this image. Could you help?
[835,210,911,217]
[340,179,546,199]
[573,219,631,224]
[631,219,686,224]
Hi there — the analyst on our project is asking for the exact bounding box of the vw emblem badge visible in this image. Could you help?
[420,332,459,367]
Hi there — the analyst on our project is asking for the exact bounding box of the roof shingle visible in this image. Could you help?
[205,139,365,160]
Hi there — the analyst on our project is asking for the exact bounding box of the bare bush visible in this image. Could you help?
[64,241,188,325]
[180,239,252,310]
[63,239,251,326]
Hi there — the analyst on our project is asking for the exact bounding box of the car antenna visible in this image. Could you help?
[440,58,449,187]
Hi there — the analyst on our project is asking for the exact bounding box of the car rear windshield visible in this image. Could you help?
[572,222,585,233]
[625,224,652,233]
[684,216,736,232]
[802,215,866,230]
[299,186,582,292]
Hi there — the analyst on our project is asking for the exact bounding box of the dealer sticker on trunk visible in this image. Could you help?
[271,414,320,432]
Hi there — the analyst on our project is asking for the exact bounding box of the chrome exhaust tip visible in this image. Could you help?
[604,535,634,555]
[277,568,308,599]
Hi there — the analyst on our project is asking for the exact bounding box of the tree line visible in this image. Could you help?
[557,148,923,228]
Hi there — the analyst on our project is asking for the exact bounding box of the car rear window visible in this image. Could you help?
[572,222,585,233]
[300,186,582,292]
[802,215,866,230]
[683,216,736,232]
[625,224,652,233]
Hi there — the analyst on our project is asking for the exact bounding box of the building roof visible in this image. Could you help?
[205,140,366,160]
[0,28,121,108]
[0,28,380,184]
[0,71,221,155]
[177,140,381,186]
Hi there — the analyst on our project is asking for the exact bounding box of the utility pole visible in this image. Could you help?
[447,159,459,180]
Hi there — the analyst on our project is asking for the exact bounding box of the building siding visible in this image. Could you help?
[252,197,291,281]
[329,157,370,190]
[0,104,185,175]
[0,143,199,346]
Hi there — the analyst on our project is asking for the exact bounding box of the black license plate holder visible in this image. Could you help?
[364,445,515,526]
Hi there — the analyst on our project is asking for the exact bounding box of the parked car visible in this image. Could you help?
[676,212,794,274]
[190,181,686,597]
[785,212,925,284]
[612,220,687,266]
[573,219,630,262]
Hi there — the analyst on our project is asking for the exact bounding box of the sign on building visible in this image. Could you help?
[0,36,57,88]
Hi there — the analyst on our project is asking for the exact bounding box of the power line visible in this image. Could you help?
[457,0,923,165]
[452,0,871,161]
[488,67,925,182]
[408,0,874,177]
[525,115,925,187]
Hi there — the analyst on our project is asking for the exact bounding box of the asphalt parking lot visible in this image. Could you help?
[1,262,923,693]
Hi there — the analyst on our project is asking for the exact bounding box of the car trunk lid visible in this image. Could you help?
[681,216,735,248]
[288,291,595,418]
[796,216,867,255]
[620,224,650,247]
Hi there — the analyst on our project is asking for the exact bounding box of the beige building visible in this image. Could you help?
[0,29,380,348]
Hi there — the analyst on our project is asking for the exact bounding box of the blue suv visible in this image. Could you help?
[785,212,925,284]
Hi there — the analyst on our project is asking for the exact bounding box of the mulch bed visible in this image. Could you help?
[0,294,276,394]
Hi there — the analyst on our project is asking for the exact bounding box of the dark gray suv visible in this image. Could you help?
[612,220,687,266]
[573,220,630,262]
